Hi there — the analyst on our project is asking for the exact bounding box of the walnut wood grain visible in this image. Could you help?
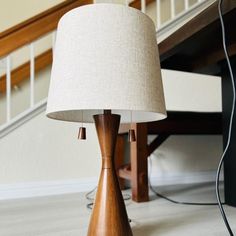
[129,0,154,10]
[118,164,131,180]
[130,123,149,202]
[87,113,132,236]
[115,135,126,190]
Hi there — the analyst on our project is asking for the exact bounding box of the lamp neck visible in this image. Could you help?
[104,109,112,115]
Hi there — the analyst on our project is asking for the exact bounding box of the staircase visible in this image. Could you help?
[0,0,92,138]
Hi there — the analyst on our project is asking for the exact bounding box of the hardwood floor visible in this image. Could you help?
[0,182,235,236]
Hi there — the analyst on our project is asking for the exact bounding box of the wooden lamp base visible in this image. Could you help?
[87,111,133,236]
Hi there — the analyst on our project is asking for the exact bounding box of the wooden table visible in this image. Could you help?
[117,0,236,206]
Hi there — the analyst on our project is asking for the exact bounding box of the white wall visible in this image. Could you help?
[162,69,222,112]
[0,112,100,184]
[0,0,65,33]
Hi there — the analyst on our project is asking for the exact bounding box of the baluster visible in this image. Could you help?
[156,0,161,29]
[184,0,190,10]
[52,31,57,55]
[125,0,129,6]
[141,0,146,13]
[30,43,35,108]
[6,56,11,122]
[170,0,176,19]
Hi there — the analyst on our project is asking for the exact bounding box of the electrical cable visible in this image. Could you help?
[85,187,97,209]
[85,187,131,210]
[216,0,235,235]
[85,187,132,222]
[148,157,225,206]
[149,184,224,206]
[85,186,97,201]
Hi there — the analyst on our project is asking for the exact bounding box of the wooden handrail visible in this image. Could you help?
[129,0,154,9]
[0,0,93,58]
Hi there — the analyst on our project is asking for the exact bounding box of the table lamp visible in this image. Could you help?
[46,3,166,236]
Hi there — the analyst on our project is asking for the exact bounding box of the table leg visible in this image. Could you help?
[130,123,149,202]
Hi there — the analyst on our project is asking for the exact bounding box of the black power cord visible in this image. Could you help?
[85,187,97,209]
[149,184,224,206]
[85,187,131,210]
[149,158,225,206]
[85,187,132,222]
[216,0,235,235]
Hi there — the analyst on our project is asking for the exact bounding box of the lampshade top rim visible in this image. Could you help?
[58,3,156,30]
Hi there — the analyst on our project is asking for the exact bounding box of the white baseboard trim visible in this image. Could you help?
[0,177,98,201]
[0,171,223,200]
[150,170,224,186]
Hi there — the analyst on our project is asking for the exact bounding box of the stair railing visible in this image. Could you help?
[0,0,92,138]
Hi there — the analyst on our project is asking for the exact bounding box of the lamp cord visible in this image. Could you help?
[85,187,131,210]
[215,0,235,235]
[148,157,225,206]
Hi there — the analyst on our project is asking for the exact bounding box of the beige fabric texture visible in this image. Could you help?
[46,3,166,123]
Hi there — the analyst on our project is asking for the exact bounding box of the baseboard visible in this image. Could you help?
[0,177,97,200]
[150,170,224,186]
[0,171,223,200]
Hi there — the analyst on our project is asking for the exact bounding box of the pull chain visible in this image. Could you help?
[128,111,136,142]
[78,110,86,140]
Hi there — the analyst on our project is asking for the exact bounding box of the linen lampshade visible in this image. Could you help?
[46,3,166,123]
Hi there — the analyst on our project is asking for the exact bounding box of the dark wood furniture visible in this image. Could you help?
[117,112,222,202]
[117,0,236,205]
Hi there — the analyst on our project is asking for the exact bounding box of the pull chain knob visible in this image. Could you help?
[78,127,86,140]
[128,129,136,142]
